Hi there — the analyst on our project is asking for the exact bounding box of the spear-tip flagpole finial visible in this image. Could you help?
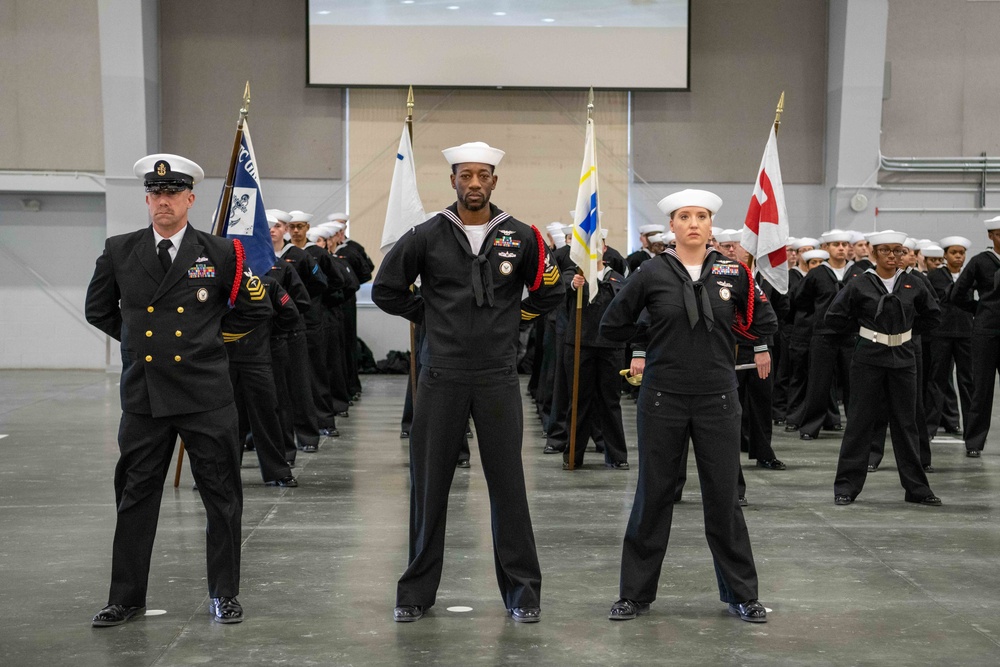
[240,81,251,121]
[773,90,784,135]
[406,85,414,120]
[587,87,594,119]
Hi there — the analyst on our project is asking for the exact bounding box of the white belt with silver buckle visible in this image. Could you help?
[859,326,911,347]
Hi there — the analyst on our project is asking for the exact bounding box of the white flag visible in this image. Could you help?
[381,125,426,254]
[569,118,603,303]
[740,125,790,293]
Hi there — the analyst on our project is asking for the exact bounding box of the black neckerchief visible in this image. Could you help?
[663,248,718,331]
[441,203,512,308]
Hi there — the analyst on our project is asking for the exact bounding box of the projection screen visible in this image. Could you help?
[307,0,690,90]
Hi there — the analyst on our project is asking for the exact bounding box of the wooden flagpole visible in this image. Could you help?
[405,86,419,399]
[175,82,251,488]
[567,88,595,471]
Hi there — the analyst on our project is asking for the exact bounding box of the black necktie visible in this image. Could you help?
[157,239,173,273]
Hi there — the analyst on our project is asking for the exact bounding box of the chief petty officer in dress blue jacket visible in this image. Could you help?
[600,189,777,624]
[373,141,565,624]
[85,154,272,627]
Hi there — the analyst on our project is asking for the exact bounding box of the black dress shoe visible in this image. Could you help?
[508,607,541,623]
[799,433,816,441]
[400,430,409,439]
[967,450,982,458]
[300,443,319,452]
[783,424,799,432]
[394,605,424,622]
[608,598,649,621]
[336,411,349,418]
[465,428,473,439]
[319,427,340,438]
[92,604,144,627]
[834,495,853,505]
[756,458,786,471]
[606,461,630,470]
[824,424,843,432]
[352,392,362,402]
[728,599,767,623]
[738,496,748,507]
[905,494,942,506]
[867,464,878,472]
[773,418,785,425]
[456,459,471,469]
[265,476,298,488]
[923,464,935,473]
[209,596,244,624]
[543,444,564,454]
[944,425,962,435]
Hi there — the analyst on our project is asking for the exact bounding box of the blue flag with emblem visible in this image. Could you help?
[218,120,275,277]
[569,117,603,303]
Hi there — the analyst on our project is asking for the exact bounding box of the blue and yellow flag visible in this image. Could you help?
[569,117,602,303]
[219,120,276,277]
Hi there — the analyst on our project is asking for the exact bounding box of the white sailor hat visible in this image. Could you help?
[922,245,944,258]
[647,233,666,244]
[664,231,676,244]
[320,221,346,234]
[865,230,908,246]
[903,237,918,250]
[327,212,349,223]
[820,229,852,244]
[716,229,742,243]
[546,222,564,235]
[792,237,819,250]
[288,210,313,223]
[656,189,723,217]
[307,226,334,242]
[442,141,505,167]
[786,236,798,247]
[915,239,934,250]
[638,224,666,235]
[849,231,866,244]
[134,153,204,190]
[561,225,574,237]
[600,228,608,239]
[985,215,1000,230]
[266,212,281,228]
[939,236,971,250]
[711,226,722,238]
[800,249,830,262]
[266,209,292,223]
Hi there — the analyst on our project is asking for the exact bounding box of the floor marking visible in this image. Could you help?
[447,606,473,613]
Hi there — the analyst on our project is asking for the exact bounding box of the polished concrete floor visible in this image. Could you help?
[2,370,1000,666]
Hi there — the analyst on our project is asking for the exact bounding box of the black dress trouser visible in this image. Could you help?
[799,334,853,438]
[306,322,336,429]
[109,404,242,606]
[230,362,292,483]
[269,336,297,463]
[561,345,628,467]
[284,330,321,449]
[869,341,931,468]
[834,362,933,501]
[925,337,973,439]
[397,364,541,610]
[964,334,1000,453]
[737,368,777,461]
[620,388,758,605]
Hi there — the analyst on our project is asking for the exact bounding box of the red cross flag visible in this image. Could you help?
[741,125,789,293]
